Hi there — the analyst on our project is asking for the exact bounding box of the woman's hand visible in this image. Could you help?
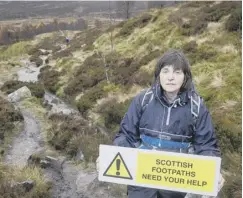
[184,173,225,198]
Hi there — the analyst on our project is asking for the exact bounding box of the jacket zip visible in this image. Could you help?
[166,107,172,125]
[155,86,180,129]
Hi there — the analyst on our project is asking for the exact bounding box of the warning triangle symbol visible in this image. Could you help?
[103,152,133,180]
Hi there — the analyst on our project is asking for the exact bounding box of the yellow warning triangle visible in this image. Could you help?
[103,152,133,180]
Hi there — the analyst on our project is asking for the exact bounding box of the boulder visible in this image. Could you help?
[8,86,32,103]
[18,180,35,192]
[75,149,84,161]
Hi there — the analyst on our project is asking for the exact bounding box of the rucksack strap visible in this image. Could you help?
[190,91,201,132]
[141,88,154,113]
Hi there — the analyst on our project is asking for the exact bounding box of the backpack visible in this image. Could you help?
[141,88,201,132]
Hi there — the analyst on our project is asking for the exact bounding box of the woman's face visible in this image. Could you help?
[159,65,185,95]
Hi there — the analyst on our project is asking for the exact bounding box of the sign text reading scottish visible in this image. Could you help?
[99,145,221,196]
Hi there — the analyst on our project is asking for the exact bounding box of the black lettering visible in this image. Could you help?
[187,179,193,185]
[191,171,195,177]
[142,174,162,181]
[187,163,193,169]
[156,159,160,165]
[193,180,198,186]
[185,171,190,177]
[172,169,177,175]
[180,178,185,184]
[162,168,167,174]
[166,161,171,166]
[161,160,166,165]
[142,174,148,179]
[169,177,174,182]
[176,170,181,176]
[152,167,156,172]
[187,179,206,186]
[164,177,184,184]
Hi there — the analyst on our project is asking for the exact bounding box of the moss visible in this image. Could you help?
[0,41,30,61]
[0,164,51,198]
[131,70,154,86]
[225,8,242,32]
[0,96,23,156]
[202,1,241,22]
[47,114,111,162]
[29,55,43,67]
[64,53,105,97]
[118,13,153,37]
[52,48,72,60]
[68,28,103,52]
[75,83,107,116]
[1,80,45,98]
[103,83,121,93]
[67,133,111,162]
[38,68,61,94]
[97,98,131,130]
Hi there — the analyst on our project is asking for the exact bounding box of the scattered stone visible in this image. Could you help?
[75,150,84,161]
[51,98,59,104]
[17,179,35,192]
[40,159,50,168]
[8,86,32,103]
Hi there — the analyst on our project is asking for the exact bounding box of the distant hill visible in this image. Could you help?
[0,1,179,21]
[0,1,82,20]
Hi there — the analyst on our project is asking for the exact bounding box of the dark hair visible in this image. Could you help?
[154,49,192,91]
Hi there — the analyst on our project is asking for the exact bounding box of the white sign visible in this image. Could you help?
[98,144,221,196]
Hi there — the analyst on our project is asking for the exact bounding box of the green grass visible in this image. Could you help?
[0,164,51,198]
[0,41,30,61]
[0,96,24,159]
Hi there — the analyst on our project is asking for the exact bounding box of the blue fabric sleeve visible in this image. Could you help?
[193,100,221,157]
[113,92,143,148]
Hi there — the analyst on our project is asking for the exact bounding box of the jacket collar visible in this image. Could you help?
[152,83,190,107]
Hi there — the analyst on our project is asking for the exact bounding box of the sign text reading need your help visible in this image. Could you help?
[99,145,221,196]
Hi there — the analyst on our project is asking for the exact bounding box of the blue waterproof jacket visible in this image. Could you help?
[113,83,220,157]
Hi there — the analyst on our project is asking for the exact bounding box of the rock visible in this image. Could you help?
[45,156,64,171]
[8,86,32,103]
[48,104,79,117]
[76,171,97,194]
[27,150,45,166]
[45,156,58,163]
[51,98,59,104]
[17,179,35,192]
[45,58,49,64]
[40,160,50,168]
[75,150,84,161]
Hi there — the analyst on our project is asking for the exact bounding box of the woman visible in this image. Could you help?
[113,49,222,198]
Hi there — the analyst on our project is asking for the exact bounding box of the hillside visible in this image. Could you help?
[0,1,241,198]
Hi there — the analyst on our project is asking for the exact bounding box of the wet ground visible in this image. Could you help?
[3,54,112,198]
[4,109,43,167]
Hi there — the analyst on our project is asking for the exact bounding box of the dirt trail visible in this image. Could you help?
[2,50,120,198]
[4,109,44,167]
